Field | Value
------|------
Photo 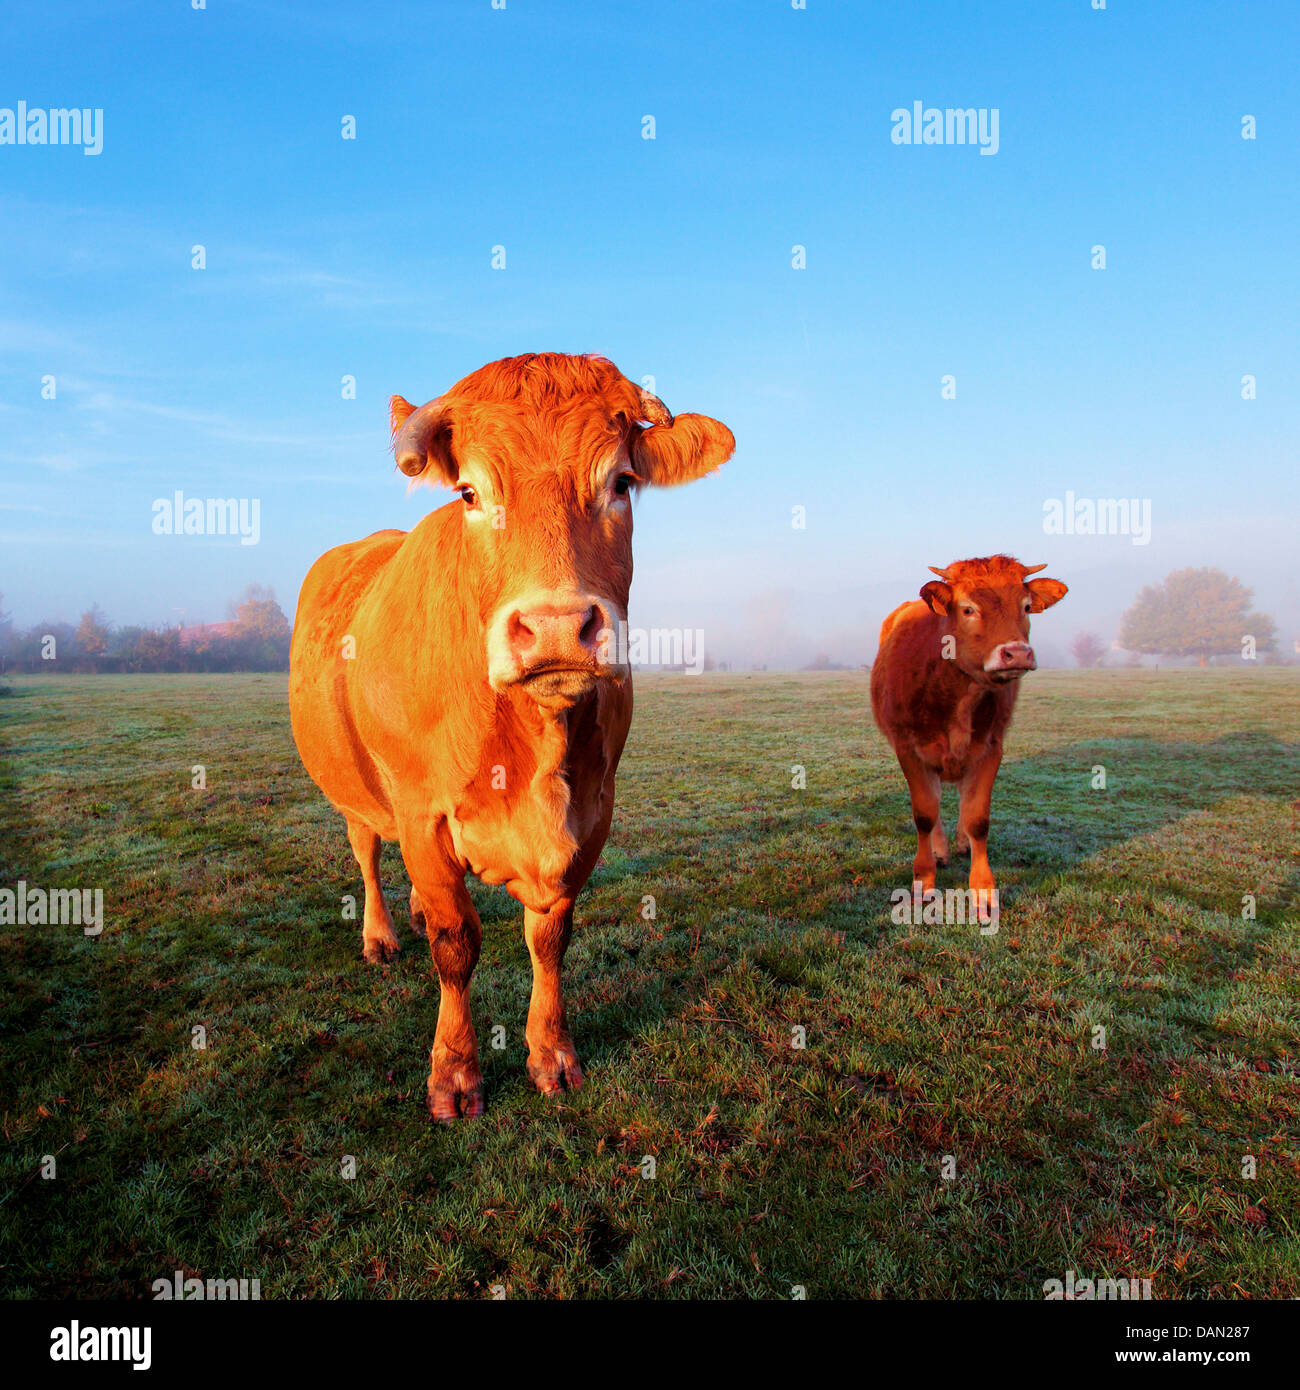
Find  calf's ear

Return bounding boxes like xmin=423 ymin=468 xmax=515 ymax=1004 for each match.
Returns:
xmin=631 ymin=413 xmax=735 ymax=487
xmin=390 ymin=394 xmax=458 ymax=485
xmin=1026 ymin=577 xmax=1068 ymax=612
xmin=920 ymin=580 xmax=952 ymax=616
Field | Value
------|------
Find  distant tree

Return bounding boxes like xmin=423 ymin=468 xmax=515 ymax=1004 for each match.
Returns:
xmin=9 ymin=620 xmax=75 ymax=671
xmin=227 ymin=585 xmax=291 ymax=669
xmin=74 ymin=605 xmax=112 ymax=664
xmin=136 ymin=626 xmax=184 ymax=672
xmin=1119 ymin=568 xmax=1277 ymax=666
xmin=1070 ymin=631 xmax=1107 ymax=668
xmin=0 ymin=592 xmax=11 ymax=671
xmin=803 ymin=652 xmax=849 ymax=671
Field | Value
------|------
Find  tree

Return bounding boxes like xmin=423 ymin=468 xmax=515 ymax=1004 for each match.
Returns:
xmin=228 ymin=585 xmax=291 ymax=669
xmin=0 ymin=592 xmax=11 ymax=671
xmin=1070 ymin=631 xmax=1107 ymax=668
xmin=1119 ymin=568 xmax=1276 ymax=665
xmin=74 ymin=604 xmax=111 ymax=663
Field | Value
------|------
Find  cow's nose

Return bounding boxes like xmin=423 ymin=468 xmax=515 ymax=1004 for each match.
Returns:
xmin=987 ymin=641 xmax=1036 ymax=672
xmin=507 ymin=601 xmax=610 ymax=668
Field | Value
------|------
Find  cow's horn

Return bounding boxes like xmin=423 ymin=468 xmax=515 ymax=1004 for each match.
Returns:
xmin=927 ymin=566 xmax=950 ymax=580
xmin=393 ymin=397 xmax=447 ymax=477
xmin=637 ymin=387 xmax=674 ymax=427
xmin=1021 ymin=562 xmax=1048 ymax=575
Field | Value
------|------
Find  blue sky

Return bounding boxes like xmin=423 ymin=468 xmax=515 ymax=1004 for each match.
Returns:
xmin=2 ymin=0 xmax=1297 ymax=665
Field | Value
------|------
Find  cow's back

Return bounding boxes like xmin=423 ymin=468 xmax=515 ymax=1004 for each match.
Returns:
xmin=870 ymin=599 xmax=933 ymax=742
xmin=289 ymin=529 xmax=408 ymax=834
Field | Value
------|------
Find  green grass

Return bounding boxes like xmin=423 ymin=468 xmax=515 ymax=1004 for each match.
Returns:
xmin=1 ymin=669 xmax=1297 ymax=1299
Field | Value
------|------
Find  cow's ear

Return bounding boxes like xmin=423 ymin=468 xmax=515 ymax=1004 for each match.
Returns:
xmin=920 ymin=580 xmax=952 ymax=616
xmin=630 ymin=414 xmax=735 ymax=487
xmin=1026 ymin=577 xmax=1068 ymax=612
xmin=391 ymin=394 xmax=457 ymax=485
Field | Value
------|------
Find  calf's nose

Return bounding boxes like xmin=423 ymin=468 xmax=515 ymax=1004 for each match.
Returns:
xmin=507 ymin=601 xmax=610 ymax=668
xmin=986 ymin=641 xmax=1036 ymax=672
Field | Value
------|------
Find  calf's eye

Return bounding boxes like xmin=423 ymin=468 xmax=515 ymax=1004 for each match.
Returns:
xmin=458 ymin=486 xmax=478 ymax=509
xmin=962 ymin=606 xmax=976 ymax=617
xmin=613 ymin=473 xmax=637 ymax=497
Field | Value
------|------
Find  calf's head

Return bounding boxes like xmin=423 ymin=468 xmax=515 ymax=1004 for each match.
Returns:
xmin=391 ymin=353 xmax=733 ymax=707
xmin=920 ymin=555 xmax=1068 ymax=685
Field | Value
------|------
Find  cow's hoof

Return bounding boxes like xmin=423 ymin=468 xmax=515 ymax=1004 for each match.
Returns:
xmin=362 ymin=933 xmax=401 ymax=964
xmin=427 ymin=1063 xmax=484 ymax=1121
xmin=527 ymin=1047 xmax=585 ymax=1097
xmin=971 ymin=884 xmax=999 ymax=924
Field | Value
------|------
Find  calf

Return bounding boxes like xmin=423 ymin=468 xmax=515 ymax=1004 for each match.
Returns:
xmin=289 ymin=353 xmax=734 ymax=1119
xmin=870 ymin=555 xmax=1068 ymax=916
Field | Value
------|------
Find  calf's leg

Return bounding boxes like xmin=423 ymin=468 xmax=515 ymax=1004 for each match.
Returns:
xmin=404 ymin=853 xmax=484 ymax=1120
xmin=524 ymin=900 xmax=583 ymax=1095
xmin=346 ymin=819 xmax=400 ymax=964
xmin=897 ymin=749 xmax=942 ymax=893
xmin=959 ymin=747 xmax=1003 ymax=921
xmin=930 ymin=805 xmax=950 ymax=867
xmin=408 ymin=884 xmax=427 ymax=938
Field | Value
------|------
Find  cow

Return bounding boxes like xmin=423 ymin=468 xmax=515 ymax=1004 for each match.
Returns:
xmin=289 ymin=353 xmax=734 ymax=1120
xmin=870 ymin=555 xmax=1068 ymax=918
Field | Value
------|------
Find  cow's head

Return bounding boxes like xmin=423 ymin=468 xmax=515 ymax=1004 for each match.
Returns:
xmin=390 ymin=353 xmax=733 ymax=708
xmin=919 ymin=555 xmax=1068 ymax=685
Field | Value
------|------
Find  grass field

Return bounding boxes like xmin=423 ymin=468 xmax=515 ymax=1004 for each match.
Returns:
xmin=1 ymin=669 xmax=1297 ymax=1299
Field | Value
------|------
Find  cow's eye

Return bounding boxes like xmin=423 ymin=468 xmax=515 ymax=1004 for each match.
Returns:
xmin=962 ymin=606 xmax=976 ymax=617
xmin=457 ymin=485 xmax=479 ymax=509
xmin=613 ymin=472 xmax=638 ymax=497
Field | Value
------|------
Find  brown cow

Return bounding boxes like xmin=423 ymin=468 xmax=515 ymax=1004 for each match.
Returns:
xmin=289 ymin=353 xmax=734 ymax=1119
xmin=870 ymin=555 xmax=1068 ymax=918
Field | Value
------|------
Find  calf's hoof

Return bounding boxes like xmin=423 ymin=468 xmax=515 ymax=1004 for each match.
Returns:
xmin=362 ymin=930 xmax=401 ymax=964
xmin=969 ymin=877 xmax=999 ymax=924
xmin=527 ymin=1045 xmax=585 ymax=1097
xmin=427 ymin=1061 xmax=484 ymax=1122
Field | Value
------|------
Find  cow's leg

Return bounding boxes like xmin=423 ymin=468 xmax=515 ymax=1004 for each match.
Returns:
xmin=408 ymin=864 xmax=484 ymax=1121
xmin=953 ymin=796 xmax=971 ymax=857
xmin=346 ymin=819 xmax=400 ymax=964
xmin=524 ymin=899 xmax=583 ymax=1096
xmin=897 ymin=748 xmax=942 ymax=894
xmin=959 ymin=747 xmax=1003 ymax=921
xmin=931 ymin=801 xmax=950 ymax=867
xmin=408 ymin=884 xmax=427 ymax=938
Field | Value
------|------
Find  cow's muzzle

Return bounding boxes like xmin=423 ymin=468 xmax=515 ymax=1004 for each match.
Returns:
xmin=487 ymin=592 xmax=627 ymax=701
xmin=984 ymin=642 xmax=1036 ymax=681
